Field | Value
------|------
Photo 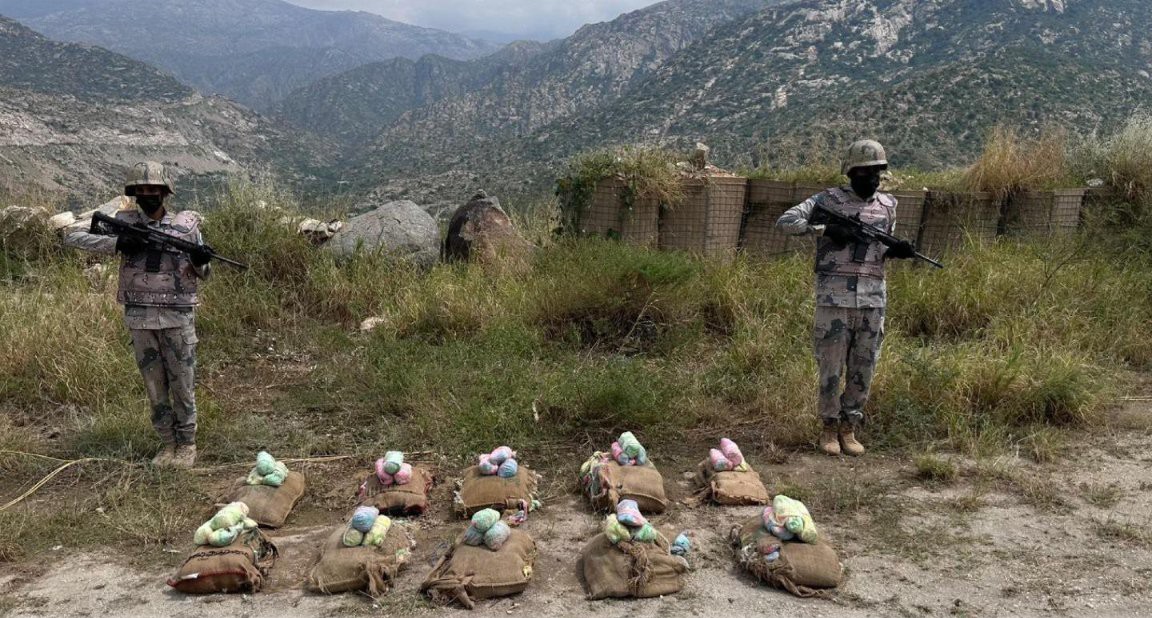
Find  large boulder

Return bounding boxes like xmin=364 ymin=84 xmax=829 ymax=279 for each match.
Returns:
xmin=326 ymin=199 xmax=439 ymax=268
xmin=442 ymin=191 xmax=532 ymax=265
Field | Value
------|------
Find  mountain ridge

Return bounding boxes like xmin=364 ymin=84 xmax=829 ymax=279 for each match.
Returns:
xmin=4 ymin=0 xmax=501 ymax=108
xmin=0 ymin=16 xmax=331 ymax=203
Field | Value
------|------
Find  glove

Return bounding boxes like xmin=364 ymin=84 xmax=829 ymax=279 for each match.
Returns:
xmin=885 ymin=240 xmax=917 ymax=260
xmin=822 ymin=223 xmax=861 ymax=246
xmin=115 ymin=235 xmax=147 ymax=255
xmin=189 ymin=244 xmax=213 ymax=267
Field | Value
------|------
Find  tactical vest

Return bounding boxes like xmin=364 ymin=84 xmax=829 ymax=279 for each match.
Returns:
xmin=813 ymin=188 xmax=896 ymax=279
xmin=116 ymin=209 xmax=201 ymax=308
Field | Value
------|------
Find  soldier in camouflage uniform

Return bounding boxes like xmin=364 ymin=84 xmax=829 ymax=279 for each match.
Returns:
xmin=776 ymin=140 xmax=917 ymax=456
xmin=64 ymin=162 xmax=212 ymax=468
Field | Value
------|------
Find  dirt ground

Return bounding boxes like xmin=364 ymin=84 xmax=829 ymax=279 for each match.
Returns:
xmin=2 ymin=407 xmax=1151 ymax=618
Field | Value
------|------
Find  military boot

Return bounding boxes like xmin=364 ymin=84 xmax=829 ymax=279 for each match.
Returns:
xmin=151 ymin=443 xmax=176 ymax=466
xmin=819 ymin=419 xmax=841 ymax=456
xmin=839 ymin=422 xmax=866 ymax=457
xmin=171 ymin=444 xmax=197 ymax=469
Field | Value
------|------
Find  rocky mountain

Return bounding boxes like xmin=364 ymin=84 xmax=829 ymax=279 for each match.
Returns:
xmin=341 ymin=0 xmax=1152 ymax=203
xmin=315 ymin=0 xmax=782 ymax=201
xmin=0 ymin=17 xmax=330 ymax=204
xmin=2 ymin=0 xmax=501 ymax=109
xmin=275 ymin=40 xmax=550 ymax=146
xmin=546 ymin=0 xmax=1152 ymax=170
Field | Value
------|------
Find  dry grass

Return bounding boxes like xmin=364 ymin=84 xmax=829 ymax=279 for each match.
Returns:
xmin=963 ymin=125 xmax=1072 ymax=199
xmin=914 ymin=454 xmax=959 ymax=484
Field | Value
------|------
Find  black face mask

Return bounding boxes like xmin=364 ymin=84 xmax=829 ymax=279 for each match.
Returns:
xmin=136 ymin=195 xmax=164 ymax=215
xmin=849 ymin=172 xmax=882 ymax=200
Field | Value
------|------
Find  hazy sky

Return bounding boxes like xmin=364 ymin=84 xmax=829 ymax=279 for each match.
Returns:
xmin=283 ymin=0 xmax=663 ymax=40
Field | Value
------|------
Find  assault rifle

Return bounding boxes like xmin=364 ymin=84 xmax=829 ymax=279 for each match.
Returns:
xmin=812 ymin=203 xmax=944 ymax=269
xmin=90 ymin=211 xmax=248 ymax=270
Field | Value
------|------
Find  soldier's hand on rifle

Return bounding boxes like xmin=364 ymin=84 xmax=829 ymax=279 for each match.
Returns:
xmin=189 ymin=244 xmax=213 ymax=267
xmin=115 ymin=234 xmax=147 ymax=255
xmin=885 ymin=240 xmax=917 ymax=259
xmin=822 ymin=223 xmax=861 ymax=247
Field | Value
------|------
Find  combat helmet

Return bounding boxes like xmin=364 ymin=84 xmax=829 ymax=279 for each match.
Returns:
xmin=841 ymin=140 xmax=888 ymax=175
xmin=124 ymin=161 xmax=175 ymax=196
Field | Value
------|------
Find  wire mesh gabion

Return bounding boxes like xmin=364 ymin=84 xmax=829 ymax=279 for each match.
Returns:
xmin=578 ymin=178 xmax=661 ymax=247
xmin=1003 ymin=189 xmax=1086 ymax=235
xmin=917 ymin=191 xmax=1000 ymax=257
xmin=659 ymin=176 xmax=748 ymax=256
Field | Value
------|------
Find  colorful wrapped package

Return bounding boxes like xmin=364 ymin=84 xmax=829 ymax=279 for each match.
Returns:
xmin=245 ymin=451 xmax=289 ymax=487
xmin=769 ymin=495 xmax=818 ymax=543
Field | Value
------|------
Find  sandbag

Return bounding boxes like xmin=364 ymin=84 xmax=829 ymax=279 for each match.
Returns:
xmin=578 ymin=532 xmax=687 ymax=600
xmin=307 ymin=525 xmax=413 ymax=596
xmin=229 ymin=471 xmax=306 ymax=528
xmin=694 ymin=460 xmax=770 ymax=506
xmin=359 ymin=465 xmax=434 ymax=516
xmin=730 ymin=516 xmax=842 ymax=597
xmin=421 ymin=529 xmax=536 ymax=609
xmin=587 ymin=461 xmax=668 ymax=514
xmin=167 ymin=529 xmax=278 ymax=595
xmin=454 ymin=465 xmax=538 ymax=517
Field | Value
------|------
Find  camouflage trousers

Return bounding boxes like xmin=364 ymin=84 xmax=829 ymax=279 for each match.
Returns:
xmin=812 ymin=306 xmax=885 ymax=423
xmin=130 ymin=326 xmax=198 ymax=445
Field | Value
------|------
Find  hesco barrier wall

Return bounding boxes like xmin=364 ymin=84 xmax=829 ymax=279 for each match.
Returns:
xmin=1003 ymin=189 xmax=1087 ymax=235
xmin=579 ymin=178 xmax=660 ymax=248
xmin=581 ymin=177 xmax=1094 ymax=257
xmin=891 ymin=190 xmax=926 ymax=239
xmin=916 ymin=191 xmax=1000 ymax=257
xmin=658 ymin=176 xmax=747 ymax=256
xmin=742 ymin=179 xmax=803 ymax=257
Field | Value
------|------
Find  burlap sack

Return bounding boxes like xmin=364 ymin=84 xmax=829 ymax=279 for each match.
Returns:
xmin=229 ymin=471 xmax=306 ymax=528
xmin=579 ymin=532 xmax=687 ymax=600
xmin=167 ymin=529 xmax=278 ymax=595
xmin=693 ymin=460 xmax=770 ymax=506
xmin=454 ymin=465 xmax=538 ymax=517
xmin=306 ymin=524 xmax=413 ymax=596
xmin=358 ymin=466 xmax=433 ymax=516
xmin=730 ymin=516 xmax=842 ymax=597
xmin=588 ymin=461 xmax=668 ymax=514
xmin=421 ymin=529 xmax=536 ymax=609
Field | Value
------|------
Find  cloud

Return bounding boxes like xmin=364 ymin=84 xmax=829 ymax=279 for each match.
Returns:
xmin=283 ymin=0 xmax=662 ymax=39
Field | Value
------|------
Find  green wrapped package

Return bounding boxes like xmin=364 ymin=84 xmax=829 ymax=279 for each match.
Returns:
xmin=470 ymin=508 xmax=501 ymax=533
xmin=383 ymin=451 xmax=404 ymax=475
xmin=630 ymin=523 xmax=658 ymax=543
xmin=263 ymin=461 xmax=289 ymax=487
xmin=773 ymin=495 xmax=818 ymax=544
xmin=603 ymin=515 xmax=630 ymax=545
xmin=208 ymin=524 xmax=244 ymax=547
xmin=618 ymin=432 xmax=643 ymax=458
xmin=210 ymin=503 xmax=249 ymax=529
xmin=363 ymin=515 xmax=393 ymax=547
xmin=343 ymin=528 xmax=366 ymax=547
xmin=255 ymin=451 xmax=277 ymax=476
xmin=193 ymin=523 xmax=214 ymax=546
